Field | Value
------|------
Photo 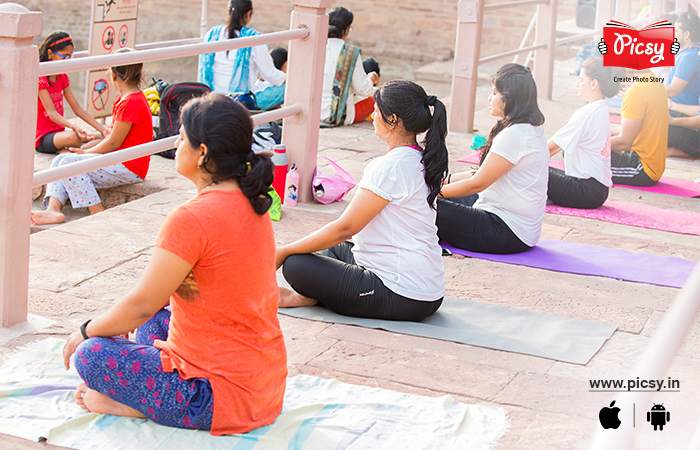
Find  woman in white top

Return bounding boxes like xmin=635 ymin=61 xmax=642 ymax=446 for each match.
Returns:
xmin=438 ymin=64 xmax=548 ymax=254
xmin=278 ymin=80 xmax=448 ymax=321
xmin=548 ymin=58 xmax=625 ymax=209
xmin=198 ymin=0 xmax=286 ymax=102
xmin=321 ymin=7 xmax=379 ymax=126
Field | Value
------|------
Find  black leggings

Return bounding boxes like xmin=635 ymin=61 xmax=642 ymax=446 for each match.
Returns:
xmin=282 ymin=242 xmax=443 ymax=322
xmin=547 ymin=167 xmax=609 ymax=209
xmin=610 ymin=151 xmax=657 ymax=187
xmin=436 ymin=195 xmax=532 ymax=254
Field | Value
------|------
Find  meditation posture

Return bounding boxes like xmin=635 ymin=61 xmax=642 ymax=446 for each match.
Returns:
xmin=321 ymin=6 xmax=379 ymax=126
xmin=278 ymin=80 xmax=448 ymax=321
xmin=35 ymin=31 xmax=110 ymax=154
xmin=666 ymin=12 xmax=700 ymax=157
xmin=31 ymin=56 xmax=153 ymax=225
xmin=547 ymin=58 xmax=625 ymax=209
xmin=610 ymin=71 xmax=669 ymax=186
xmin=62 ymin=94 xmax=287 ymax=434
xmin=437 ymin=63 xmax=548 ymax=254
xmin=198 ymin=0 xmax=286 ymax=104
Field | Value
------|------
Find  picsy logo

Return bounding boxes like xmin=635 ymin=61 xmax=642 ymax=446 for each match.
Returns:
xmin=598 ymin=20 xmax=680 ymax=69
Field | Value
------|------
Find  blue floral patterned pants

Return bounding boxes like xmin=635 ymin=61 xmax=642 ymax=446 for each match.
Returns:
xmin=73 ymin=308 xmax=214 ymax=429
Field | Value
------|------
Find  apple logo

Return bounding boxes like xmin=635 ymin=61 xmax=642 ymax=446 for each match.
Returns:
xmin=599 ymin=401 xmax=622 ymax=429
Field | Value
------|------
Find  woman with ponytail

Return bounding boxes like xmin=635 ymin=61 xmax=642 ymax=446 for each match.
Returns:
xmin=62 ymin=94 xmax=287 ymax=435
xmin=35 ymin=31 xmax=110 ymax=154
xmin=198 ymin=0 xmax=286 ymax=103
xmin=438 ymin=63 xmax=548 ymax=254
xmin=277 ymin=80 xmax=448 ymax=321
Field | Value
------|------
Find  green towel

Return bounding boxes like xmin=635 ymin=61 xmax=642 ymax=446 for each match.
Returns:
xmin=269 ymin=188 xmax=282 ymax=221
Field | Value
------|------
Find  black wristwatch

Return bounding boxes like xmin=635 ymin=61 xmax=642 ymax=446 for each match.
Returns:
xmin=80 ymin=319 xmax=92 ymax=340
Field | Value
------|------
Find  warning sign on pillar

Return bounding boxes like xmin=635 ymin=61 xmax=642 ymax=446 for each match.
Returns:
xmin=86 ymin=71 xmax=116 ymax=118
xmin=91 ymin=20 xmax=135 ymax=56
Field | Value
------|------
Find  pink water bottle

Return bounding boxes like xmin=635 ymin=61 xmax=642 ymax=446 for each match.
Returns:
xmin=285 ymin=164 xmax=299 ymax=206
xmin=271 ymin=144 xmax=288 ymax=200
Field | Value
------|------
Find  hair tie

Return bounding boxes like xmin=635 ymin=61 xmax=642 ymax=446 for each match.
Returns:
xmin=50 ymin=36 xmax=73 ymax=48
xmin=424 ymin=95 xmax=437 ymax=107
xmin=523 ymin=66 xmax=532 ymax=74
xmin=228 ymin=0 xmax=235 ymax=12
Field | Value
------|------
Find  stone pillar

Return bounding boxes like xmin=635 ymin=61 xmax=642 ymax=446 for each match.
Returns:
xmin=448 ymin=0 xmax=484 ymax=134
xmin=282 ymin=0 xmax=329 ymax=203
xmin=0 ymin=4 xmax=42 ymax=327
xmin=533 ymin=0 xmax=558 ymax=100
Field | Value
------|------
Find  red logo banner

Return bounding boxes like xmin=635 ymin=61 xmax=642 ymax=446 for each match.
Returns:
xmin=601 ymin=20 xmax=677 ymax=70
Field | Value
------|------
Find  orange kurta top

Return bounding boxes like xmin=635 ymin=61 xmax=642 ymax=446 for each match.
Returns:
xmin=154 ymin=189 xmax=287 ymax=435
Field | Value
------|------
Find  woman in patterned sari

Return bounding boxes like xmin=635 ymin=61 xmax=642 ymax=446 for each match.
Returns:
xmin=320 ymin=7 xmax=380 ymax=126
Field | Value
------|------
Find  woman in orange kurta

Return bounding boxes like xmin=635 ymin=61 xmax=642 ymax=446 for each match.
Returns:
xmin=62 ymin=94 xmax=287 ymax=434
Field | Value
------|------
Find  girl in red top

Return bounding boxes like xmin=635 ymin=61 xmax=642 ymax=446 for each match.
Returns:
xmin=31 ymin=52 xmax=153 ymax=225
xmin=36 ymin=31 xmax=110 ymax=154
xmin=62 ymin=94 xmax=287 ymax=435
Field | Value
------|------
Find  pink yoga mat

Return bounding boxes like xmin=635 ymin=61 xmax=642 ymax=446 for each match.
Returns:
xmin=456 ymin=152 xmax=700 ymax=197
xmin=546 ymin=200 xmax=700 ymax=236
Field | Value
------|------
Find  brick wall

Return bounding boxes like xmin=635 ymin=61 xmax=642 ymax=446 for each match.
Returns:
xmin=3 ymin=0 xmax=617 ymax=104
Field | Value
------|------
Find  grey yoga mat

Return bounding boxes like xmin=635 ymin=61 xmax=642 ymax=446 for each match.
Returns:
xmin=278 ymin=276 xmax=616 ymax=364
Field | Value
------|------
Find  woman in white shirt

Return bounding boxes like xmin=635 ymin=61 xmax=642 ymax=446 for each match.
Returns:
xmin=548 ymin=58 xmax=624 ymax=209
xmin=321 ymin=7 xmax=379 ymax=126
xmin=198 ymin=0 xmax=286 ymax=101
xmin=278 ymin=80 xmax=448 ymax=321
xmin=438 ymin=64 xmax=548 ymax=254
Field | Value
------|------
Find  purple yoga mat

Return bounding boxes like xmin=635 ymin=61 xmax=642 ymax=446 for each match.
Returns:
xmin=442 ymin=239 xmax=696 ymax=289
xmin=456 ymin=152 xmax=700 ymax=197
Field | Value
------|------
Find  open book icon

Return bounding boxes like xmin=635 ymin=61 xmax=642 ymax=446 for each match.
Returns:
xmin=603 ymin=20 xmax=675 ymax=70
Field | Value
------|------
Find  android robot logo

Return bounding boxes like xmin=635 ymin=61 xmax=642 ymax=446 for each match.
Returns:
xmin=647 ymin=404 xmax=670 ymax=431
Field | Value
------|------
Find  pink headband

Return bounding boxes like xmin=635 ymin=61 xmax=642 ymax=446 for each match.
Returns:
xmin=49 ymin=36 xmax=73 ymax=48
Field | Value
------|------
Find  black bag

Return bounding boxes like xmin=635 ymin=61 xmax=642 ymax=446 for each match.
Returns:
xmin=155 ymin=82 xmax=211 ymax=159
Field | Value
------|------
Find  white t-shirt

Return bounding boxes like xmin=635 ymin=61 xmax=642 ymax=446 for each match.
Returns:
xmin=474 ymin=124 xmax=549 ymax=247
xmin=550 ymin=99 xmax=612 ymax=187
xmin=212 ymin=28 xmax=286 ymax=95
xmin=320 ymin=38 xmax=374 ymax=125
xmin=353 ymin=147 xmax=445 ymax=301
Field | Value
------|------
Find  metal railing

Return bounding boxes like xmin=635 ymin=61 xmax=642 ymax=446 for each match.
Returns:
xmin=32 ymin=104 xmax=303 ymax=187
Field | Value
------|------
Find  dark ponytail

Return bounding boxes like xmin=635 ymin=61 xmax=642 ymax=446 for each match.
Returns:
xmin=180 ymin=94 xmax=274 ymax=215
xmin=328 ymin=7 xmax=353 ymax=39
xmin=227 ymin=0 xmax=253 ymax=40
xmin=374 ymin=80 xmax=449 ymax=209
xmin=479 ymin=63 xmax=544 ymax=165
xmin=38 ymin=31 xmax=73 ymax=63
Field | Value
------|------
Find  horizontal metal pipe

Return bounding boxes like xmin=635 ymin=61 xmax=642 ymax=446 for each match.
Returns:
xmin=479 ymin=43 xmax=547 ymax=64
xmin=484 ymin=0 xmax=547 ymax=11
xmin=32 ymin=104 xmax=303 ymax=187
xmin=72 ymin=37 xmax=204 ymax=59
xmin=39 ymin=28 xmax=309 ymax=77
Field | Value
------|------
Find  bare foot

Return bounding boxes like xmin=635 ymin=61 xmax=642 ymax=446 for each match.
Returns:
xmin=75 ymin=382 xmax=145 ymax=418
xmin=278 ymin=286 xmax=317 ymax=308
xmin=30 ymin=209 xmax=65 ymax=225
xmin=74 ymin=382 xmax=91 ymax=412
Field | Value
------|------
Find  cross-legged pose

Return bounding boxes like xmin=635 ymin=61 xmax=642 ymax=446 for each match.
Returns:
xmin=278 ymin=80 xmax=448 ymax=321
xmin=62 ymin=94 xmax=287 ymax=435
xmin=437 ymin=64 xmax=549 ymax=254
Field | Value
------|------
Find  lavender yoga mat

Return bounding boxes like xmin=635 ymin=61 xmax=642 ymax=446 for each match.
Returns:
xmin=456 ymin=152 xmax=700 ymax=197
xmin=546 ymin=200 xmax=700 ymax=236
xmin=442 ymin=239 xmax=696 ymax=289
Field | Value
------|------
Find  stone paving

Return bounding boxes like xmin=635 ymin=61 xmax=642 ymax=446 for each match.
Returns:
xmin=3 ymin=58 xmax=700 ymax=449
